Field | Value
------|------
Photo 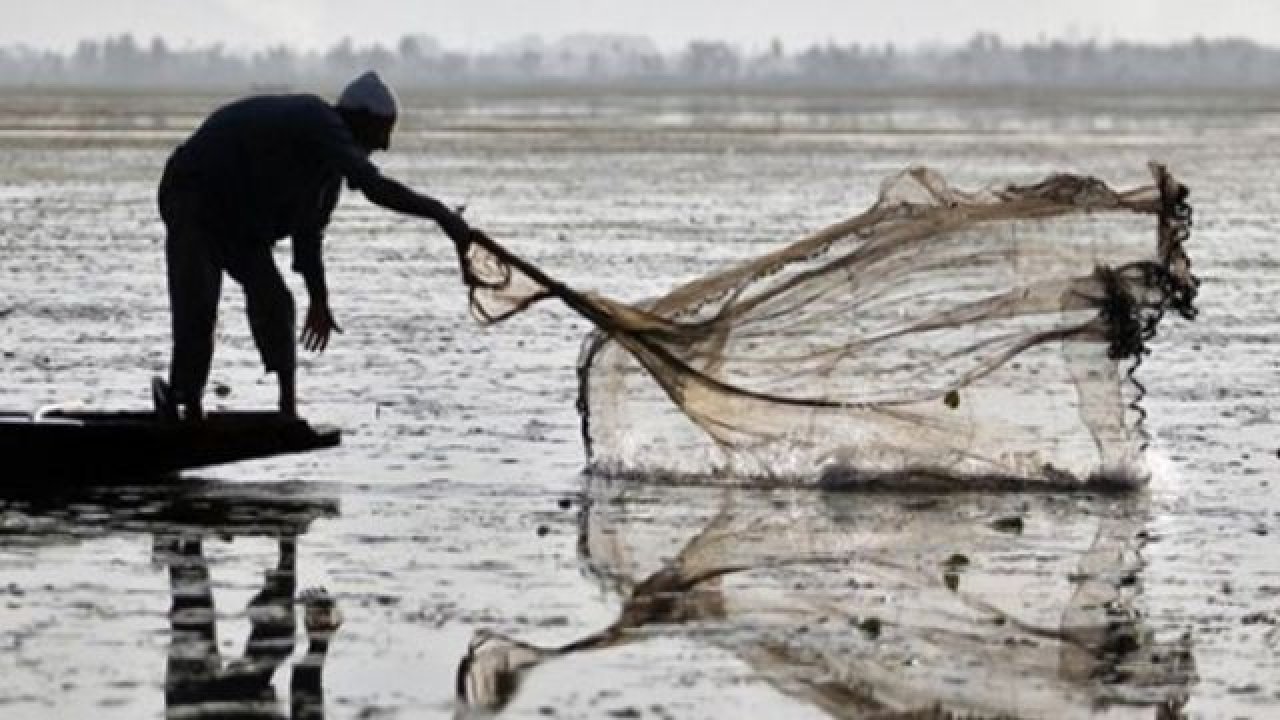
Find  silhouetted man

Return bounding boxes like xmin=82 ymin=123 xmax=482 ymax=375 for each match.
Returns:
xmin=155 ymin=71 xmax=472 ymax=420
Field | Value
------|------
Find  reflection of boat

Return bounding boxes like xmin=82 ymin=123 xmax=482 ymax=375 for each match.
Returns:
xmin=0 ymin=479 xmax=340 ymax=537
xmin=459 ymin=480 xmax=1196 ymax=718
xmin=0 ymin=409 xmax=340 ymax=482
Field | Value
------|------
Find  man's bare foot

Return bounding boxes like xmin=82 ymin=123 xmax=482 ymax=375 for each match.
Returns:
xmin=152 ymin=377 xmax=177 ymax=421
xmin=278 ymin=373 xmax=297 ymax=419
xmin=153 ymin=378 xmax=206 ymax=422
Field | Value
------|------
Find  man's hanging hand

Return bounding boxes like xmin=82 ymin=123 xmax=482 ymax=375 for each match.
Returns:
xmin=301 ymin=301 xmax=343 ymax=353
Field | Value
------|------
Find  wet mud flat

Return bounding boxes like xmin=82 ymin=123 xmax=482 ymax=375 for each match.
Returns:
xmin=1 ymin=89 xmax=1278 ymax=718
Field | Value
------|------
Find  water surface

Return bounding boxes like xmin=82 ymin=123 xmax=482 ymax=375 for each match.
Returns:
xmin=1 ymin=89 xmax=1277 ymax=718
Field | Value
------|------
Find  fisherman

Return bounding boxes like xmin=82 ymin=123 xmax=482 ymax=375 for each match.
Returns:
xmin=154 ymin=71 xmax=473 ymax=420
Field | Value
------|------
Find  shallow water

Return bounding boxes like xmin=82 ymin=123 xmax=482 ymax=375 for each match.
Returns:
xmin=0 ymin=89 xmax=1277 ymax=718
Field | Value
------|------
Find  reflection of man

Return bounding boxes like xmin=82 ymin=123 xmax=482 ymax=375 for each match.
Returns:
xmin=160 ymin=534 xmax=342 ymax=719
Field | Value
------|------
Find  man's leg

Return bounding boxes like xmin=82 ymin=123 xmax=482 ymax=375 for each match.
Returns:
xmin=231 ymin=248 xmax=297 ymax=417
xmin=293 ymin=587 xmax=343 ymax=720
xmin=160 ymin=534 xmax=222 ymax=711
xmin=164 ymin=216 xmax=221 ymax=420
xmin=227 ymin=536 xmax=298 ymax=691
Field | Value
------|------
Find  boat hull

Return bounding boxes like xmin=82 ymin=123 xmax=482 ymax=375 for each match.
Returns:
xmin=0 ymin=410 xmax=340 ymax=482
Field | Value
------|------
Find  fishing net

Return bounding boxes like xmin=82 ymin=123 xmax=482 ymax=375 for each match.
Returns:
xmin=460 ymin=162 xmax=1196 ymax=485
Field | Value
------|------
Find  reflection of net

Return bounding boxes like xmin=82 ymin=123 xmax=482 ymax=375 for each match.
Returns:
xmin=571 ymin=482 xmax=1196 ymax=716
xmin=463 ymin=163 xmax=1196 ymax=484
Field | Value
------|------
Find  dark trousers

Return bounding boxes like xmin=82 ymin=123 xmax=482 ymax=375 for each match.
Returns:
xmin=159 ymin=169 xmax=295 ymax=405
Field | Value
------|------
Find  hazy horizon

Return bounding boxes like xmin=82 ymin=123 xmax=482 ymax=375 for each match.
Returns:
xmin=5 ymin=28 xmax=1280 ymax=92
xmin=4 ymin=0 xmax=1280 ymax=54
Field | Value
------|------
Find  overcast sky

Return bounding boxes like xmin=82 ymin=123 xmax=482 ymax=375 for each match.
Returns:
xmin=3 ymin=0 xmax=1279 ymax=52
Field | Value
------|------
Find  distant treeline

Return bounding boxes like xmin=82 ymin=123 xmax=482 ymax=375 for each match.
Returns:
xmin=3 ymin=32 xmax=1279 ymax=90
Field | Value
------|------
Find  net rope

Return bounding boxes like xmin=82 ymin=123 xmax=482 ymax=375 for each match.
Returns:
xmin=458 ymin=163 xmax=1197 ymax=486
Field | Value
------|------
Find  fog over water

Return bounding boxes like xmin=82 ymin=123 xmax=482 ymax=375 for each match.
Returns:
xmin=5 ymin=31 xmax=1280 ymax=90
xmin=5 ymin=0 xmax=1280 ymax=52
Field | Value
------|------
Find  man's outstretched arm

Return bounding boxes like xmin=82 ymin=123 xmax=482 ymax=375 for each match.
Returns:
xmin=358 ymin=174 xmax=480 ymax=285
xmin=359 ymin=174 xmax=469 ymax=242
xmin=307 ymin=102 xmax=473 ymax=258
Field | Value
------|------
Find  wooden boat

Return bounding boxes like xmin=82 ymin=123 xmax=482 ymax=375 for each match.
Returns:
xmin=0 ymin=409 xmax=340 ymax=482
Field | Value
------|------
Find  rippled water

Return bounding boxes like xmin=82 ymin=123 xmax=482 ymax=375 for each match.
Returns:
xmin=0 ymin=89 xmax=1277 ymax=718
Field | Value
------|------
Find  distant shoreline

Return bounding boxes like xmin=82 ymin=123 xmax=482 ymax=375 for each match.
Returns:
xmin=5 ymin=33 xmax=1280 ymax=92
xmin=5 ymin=81 xmax=1280 ymax=95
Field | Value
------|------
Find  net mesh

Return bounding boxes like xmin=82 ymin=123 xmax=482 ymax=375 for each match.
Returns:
xmin=460 ymin=162 xmax=1196 ymax=485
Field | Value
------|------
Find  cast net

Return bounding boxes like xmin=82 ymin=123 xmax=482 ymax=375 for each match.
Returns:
xmin=459 ymin=163 xmax=1196 ymax=486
